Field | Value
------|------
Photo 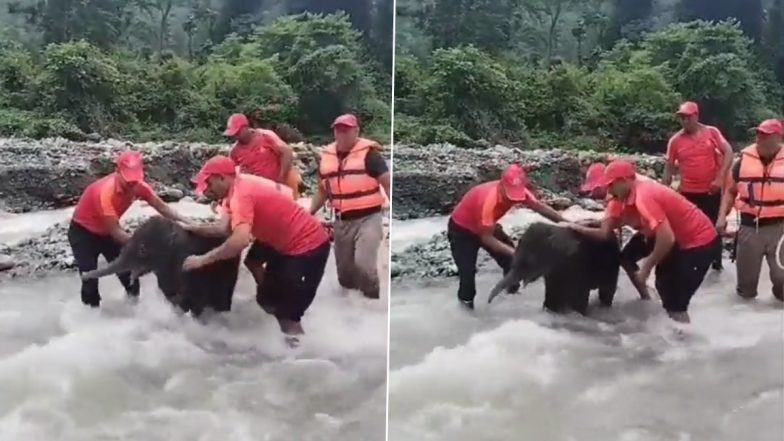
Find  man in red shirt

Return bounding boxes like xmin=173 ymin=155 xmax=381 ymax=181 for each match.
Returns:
xmin=68 ymin=151 xmax=189 ymax=307
xmin=565 ymin=160 xmax=720 ymax=323
xmin=663 ymin=101 xmax=733 ymax=270
xmin=448 ymin=164 xmax=566 ymax=309
xmin=183 ymin=156 xmax=331 ymax=345
xmin=579 ymin=163 xmax=652 ymax=300
xmin=224 ymin=113 xmax=300 ymax=198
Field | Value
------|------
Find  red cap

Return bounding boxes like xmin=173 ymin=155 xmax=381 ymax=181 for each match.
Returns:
xmin=331 ymin=114 xmax=359 ymax=129
xmin=676 ymin=101 xmax=699 ymax=116
xmin=581 ymin=163 xmax=606 ymax=192
xmin=597 ymin=159 xmax=636 ymax=188
xmin=116 ymin=151 xmax=144 ymax=183
xmin=192 ymin=155 xmax=237 ymax=195
xmin=500 ymin=164 xmax=530 ymax=202
xmin=756 ymin=119 xmax=783 ymax=136
xmin=224 ymin=113 xmax=249 ymax=137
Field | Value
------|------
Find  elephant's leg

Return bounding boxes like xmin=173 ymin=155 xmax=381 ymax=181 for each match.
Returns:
xmin=597 ymin=265 xmax=620 ymax=307
xmin=570 ymin=282 xmax=591 ymax=316
xmin=543 ymin=275 xmax=569 ymax=313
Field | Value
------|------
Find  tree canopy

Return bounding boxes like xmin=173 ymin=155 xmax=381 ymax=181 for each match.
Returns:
xmin=0 ymin=0 xmax=393 ymax=142
xmin=396 ymin=0 xmax=784 ymax=152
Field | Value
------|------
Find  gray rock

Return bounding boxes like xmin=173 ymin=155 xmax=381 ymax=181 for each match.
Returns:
xmin=0 ymin=214 xmax=220 ymax=280
xmin=158 ymin=187 xmax=185 ymax=203
xmin=0 ymin=254 xmax=13 ymax=271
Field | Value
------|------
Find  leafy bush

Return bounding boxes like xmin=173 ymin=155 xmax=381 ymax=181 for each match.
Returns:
xmin=0 ymin=13 xmax=391 ymax=143
xmin=394 ymin=20 xmax=783 ymax=152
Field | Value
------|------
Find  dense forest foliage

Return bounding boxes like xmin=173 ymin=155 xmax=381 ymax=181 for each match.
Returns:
xmin=395 ymin=0 xmax=784 ymax=152
xmin=0 ymin=0 xmax=393 ymax=142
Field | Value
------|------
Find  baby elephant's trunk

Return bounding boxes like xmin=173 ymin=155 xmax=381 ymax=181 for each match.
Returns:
xmin=487 ymin=269 xmax=523 ymax=304
xmin=81 ymin=256 xmax=133 ymax=281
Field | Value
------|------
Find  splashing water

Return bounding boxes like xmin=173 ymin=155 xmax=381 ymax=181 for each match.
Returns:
xmin=388 ymin=208 xmax=784 ymax=441
xmin=0 ymin=202 xmax=388 ymax=441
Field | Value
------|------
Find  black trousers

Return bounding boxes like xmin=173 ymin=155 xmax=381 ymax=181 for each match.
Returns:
xmin=655 ymin=237 xmax=720 ymax=312
xmin=67 ymin=221 xmax=139 ymax=307
xmin=619 ymin=231 xmax=718 ymax=312
xmin=620 ymin=232 xmax=653 ymax=273
xmin=447 ymin=218 xmax=516 ymax=304
xmin=682 ymin=191 xmax=723 ymax=267
xmin=250 ymin=240 xmax=331 ymax=322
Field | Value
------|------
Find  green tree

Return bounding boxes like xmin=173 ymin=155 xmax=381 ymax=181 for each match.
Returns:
xmin=422 ymin=0 xmax=524 ymax=54
xmin=425 ymin=46 xmax=527 ymax=142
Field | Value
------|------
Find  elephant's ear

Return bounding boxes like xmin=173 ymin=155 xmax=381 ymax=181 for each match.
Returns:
xmin=549 ymin=227 xmax=580 ymax=257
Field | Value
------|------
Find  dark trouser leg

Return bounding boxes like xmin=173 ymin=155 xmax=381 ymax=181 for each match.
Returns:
xmin=268 ymin=241 xmax=331 ymax=346
xmin=735 ymin=225 xmax=766 ymax=299
xmin=447 ymin=219 xmax=481 ymax=308
xmin=67 ymin=222 xmax=103 ymax=307
xmin=484 ymin=224 xmax=519 ymax=294
xmin=620 ymin=232 xmax=654 ymax=299
xmin=683 ymin=192 xmax=723 ymax=269
xmin=276 ymin=242 xmax=331 ymax=325
xmin=245 ymin=242 xmax=272 ymax=287
xmin=655 ymin=239 xmax=716 ymax=321
xmin=99 ymin=237 xmax=139 ymax=297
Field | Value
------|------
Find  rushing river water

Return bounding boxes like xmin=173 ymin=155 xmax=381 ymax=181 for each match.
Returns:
xmin=388 ymin=208 xmax=784 ymax=441
xmin=0 ymin=201 xmax=388 ymax=441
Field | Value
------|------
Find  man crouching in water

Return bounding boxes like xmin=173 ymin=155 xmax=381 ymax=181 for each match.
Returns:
xmin=579 ymin=163 xmax=652 ymax=300
xmin=182 ymin=156 xmax=331 ymax=347
xmin=565 ymin=160 xmax=720 ymax=323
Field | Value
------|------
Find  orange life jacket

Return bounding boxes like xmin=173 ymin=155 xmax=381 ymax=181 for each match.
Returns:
xmin=319 ymin=138 xmax=385 ymax=213
xmin=736 ymin=145 xmax=784 ymax=218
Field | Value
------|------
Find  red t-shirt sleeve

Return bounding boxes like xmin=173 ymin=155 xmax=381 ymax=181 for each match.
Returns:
xmin=135 ymin=181 xmax=156 ymax=203
xmin=260 ymin=130 xmax=285 ymax=154
xmin=98 ymin=180 xmax=118 ymax=219
xmin=709 ymin=126 xmax=729 ymax=147
xmin=228 ymin=190 xmax=254 ymax=231
xmin=604 ymin=199 xmax=623 ymax=220
xmin=634 ymin=188 xmax=666 ymax=233
xmin=666 ymin=136 xmax=679 ymax=164
xmin=479 ymin=191 xmax=498 ymax=231
xmin=520 ymin=188 xmax=538 ymax=206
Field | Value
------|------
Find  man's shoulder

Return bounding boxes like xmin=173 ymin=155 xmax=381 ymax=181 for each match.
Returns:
xmin=669 ymin=129 xmax=686 ymax=143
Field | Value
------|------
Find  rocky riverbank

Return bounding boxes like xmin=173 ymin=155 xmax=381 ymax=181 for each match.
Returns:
xmin=0 ymin=136 xmax=391 ymax=279
xmin=0 ymin=137 xmax=390 ymax=213
xmin=0 ymin=209 xmax=217 ymax=279
xmin=391 ymin=143 xmax=666 ymax=220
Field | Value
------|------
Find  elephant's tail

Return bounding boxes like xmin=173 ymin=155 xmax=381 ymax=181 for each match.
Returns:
xmin=81 ymin=257 xmax=133 ymax=281
xmin=487 ymin=269 xmax=523 ymax=305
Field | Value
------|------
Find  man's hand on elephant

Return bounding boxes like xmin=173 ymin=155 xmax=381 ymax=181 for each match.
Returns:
xmin=177 ymin=220 xmax=196 ymax=232
xmin=183 ymin=254 xmax=208 ymax=271
xmin=557 ymin=221 xmax=576 ymax=230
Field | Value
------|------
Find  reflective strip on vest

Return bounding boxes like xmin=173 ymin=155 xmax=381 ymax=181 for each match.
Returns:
xmin=736 ymin=145 xmax=784 ymax=218
xmin=319 ymin=138 xmax=385 ymax=212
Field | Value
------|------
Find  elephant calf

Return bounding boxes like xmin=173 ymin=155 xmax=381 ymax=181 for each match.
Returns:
xmin=487 ymin=221 xmax=620 ymax=315
xmin=81 ymin=216 xmax=240 ymax=316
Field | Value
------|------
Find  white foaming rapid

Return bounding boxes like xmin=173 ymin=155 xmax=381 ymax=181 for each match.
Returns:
xmin=389 ymin=208 xmax=784 ymax=441
xmin=0 ymin=202 xmax=388 ymax=441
